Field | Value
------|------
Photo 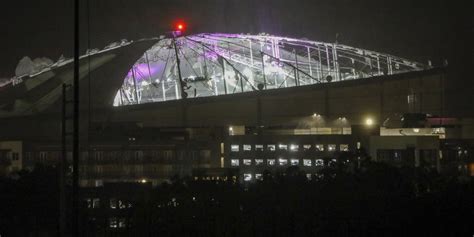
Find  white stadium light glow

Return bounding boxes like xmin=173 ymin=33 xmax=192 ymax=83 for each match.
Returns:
xmin=365 ymin=118 xmax=374 ymax=126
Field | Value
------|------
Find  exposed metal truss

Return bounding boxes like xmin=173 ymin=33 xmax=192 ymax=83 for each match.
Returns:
xmin=114 ymin=33 xmax=426 ymax=106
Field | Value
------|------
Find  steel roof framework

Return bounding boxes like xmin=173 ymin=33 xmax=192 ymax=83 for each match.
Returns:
xmin=114 ymin=33 xmax=425 ymax=106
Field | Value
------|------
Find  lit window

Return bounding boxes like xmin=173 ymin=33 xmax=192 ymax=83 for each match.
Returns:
xmin=243 ymin=159 xmax=252 ymax=166
xmin=329 ymin=159 xmax=337 ymax=165
xmin=118 ymin=218 xmax=126 ymax=228
xmin=407 ymin=94 xmax=416 ymax=104
xmin=86 ymin=198 xmax=92 ymax=208
xmin=11 ymin=152 xmax=19 ymax=161
xmin=290 ymin=144 xmax=299 ymax=152
xmin=109 ymin=218 xmax=118 ymax=228
xmin=243 ymin=145 xmax=252 ymax=151
xmin=290 ymin=159 xmax=299 ymax=166
xmin=394 ymin=151 xmax=401 ymax=162
xmin=278 ymin=144 xmax=288 ymax=150
xmin=357 ymin=142 xmax=361 ymax=149
xmin=243 ymin=174 xmax=252 ymax=181
xmin=303 ymin=145 xmax=311 ymax=151
xmin=255 ymin=159 xmax=264 ymax=166
xmin=303 ymin=159 xmax=312 ymax=166
xmin=328 ymin=144 xmax=336 ymax=152
xmin=315 ymin=144 xmax=324 ymax=151
xmin=267 ymin=145 xmax=276 ymax=151
xmin=118 ymin=200 xmax=128 ymax=209
xmin=279 ymin=158 xmax=288 ymax=166
xmin=231 ymin=145 xmax=239 ymax=152
xmin=231 ymin=159 xmax=239 ymax=167
xmin=340 ymin=144 xmax=349 ymax=151
xmin=306 ymin=174 xmax=312 ymax=180
xmin=255 ymin=174 xmax=263 ymax=180
xmin=110 ymin=198 xmax=118 ymax=209
xmin=255 ymin=144 xmax=264 ymax=151
xmin=315 ymin=159 xmax=324 ymax=167
xmin=92 ymin=198 xmax=100 ymax=208
xmin=267 ymin=159 xmax=276 ymax=166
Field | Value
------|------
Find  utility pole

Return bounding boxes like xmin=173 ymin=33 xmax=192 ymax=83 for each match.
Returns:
xmin=73 ymin=0 xmax=80 ymax=235
xmin=60 ymin=84 xmax=72 ymax=237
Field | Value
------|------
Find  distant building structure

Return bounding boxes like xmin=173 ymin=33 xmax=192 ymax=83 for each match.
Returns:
xmin=0 ymin=33 xmax=472 ymax=184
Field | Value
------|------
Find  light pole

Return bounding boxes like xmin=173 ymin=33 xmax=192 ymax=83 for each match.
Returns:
xmin=72 ymin=0 xmax=80 ymax=235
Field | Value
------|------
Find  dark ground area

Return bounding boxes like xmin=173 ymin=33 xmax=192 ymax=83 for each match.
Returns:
xmin=0 ymin=160 xmax=472 ymax=236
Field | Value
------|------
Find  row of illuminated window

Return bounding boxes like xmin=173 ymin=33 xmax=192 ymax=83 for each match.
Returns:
xmin=230 ymin=144 xmax=349 ymax=152
xmin=230 ymin=158 xmax=337 ymax=167
xmin=85 ymin=198 xmax=133 ymax=209
xmin=193 ymin=176 xmax=238 ymax=182
xmin=243 ymin=173 xmax=321 ymax=182
xmin=109 ymin=217 xmax=127 ymax=229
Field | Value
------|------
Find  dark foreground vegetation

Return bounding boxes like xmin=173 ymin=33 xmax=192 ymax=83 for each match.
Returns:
xmin=0 ymin=162 xmax=473 ymax=236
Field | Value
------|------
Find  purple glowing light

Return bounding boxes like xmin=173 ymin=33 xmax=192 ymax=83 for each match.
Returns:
xmin=204 ymin=51 xmax=219 ymax=61
xmin=126 ymin=63 xmax=164 ymax=81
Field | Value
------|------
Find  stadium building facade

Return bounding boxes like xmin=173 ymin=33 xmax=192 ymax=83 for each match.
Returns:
xmin=0 ymin=33 xmax=472 ymax=185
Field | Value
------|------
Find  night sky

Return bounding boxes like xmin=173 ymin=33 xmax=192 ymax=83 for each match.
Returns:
xmin=1 ymin=0 xmax=472 ymax=82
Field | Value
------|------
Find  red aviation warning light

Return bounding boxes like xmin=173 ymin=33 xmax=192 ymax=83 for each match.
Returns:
xmin=172 ymin=21 xmax=187 ymax=37
xmin=175 ymin=22 xmax=186 ymax=32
